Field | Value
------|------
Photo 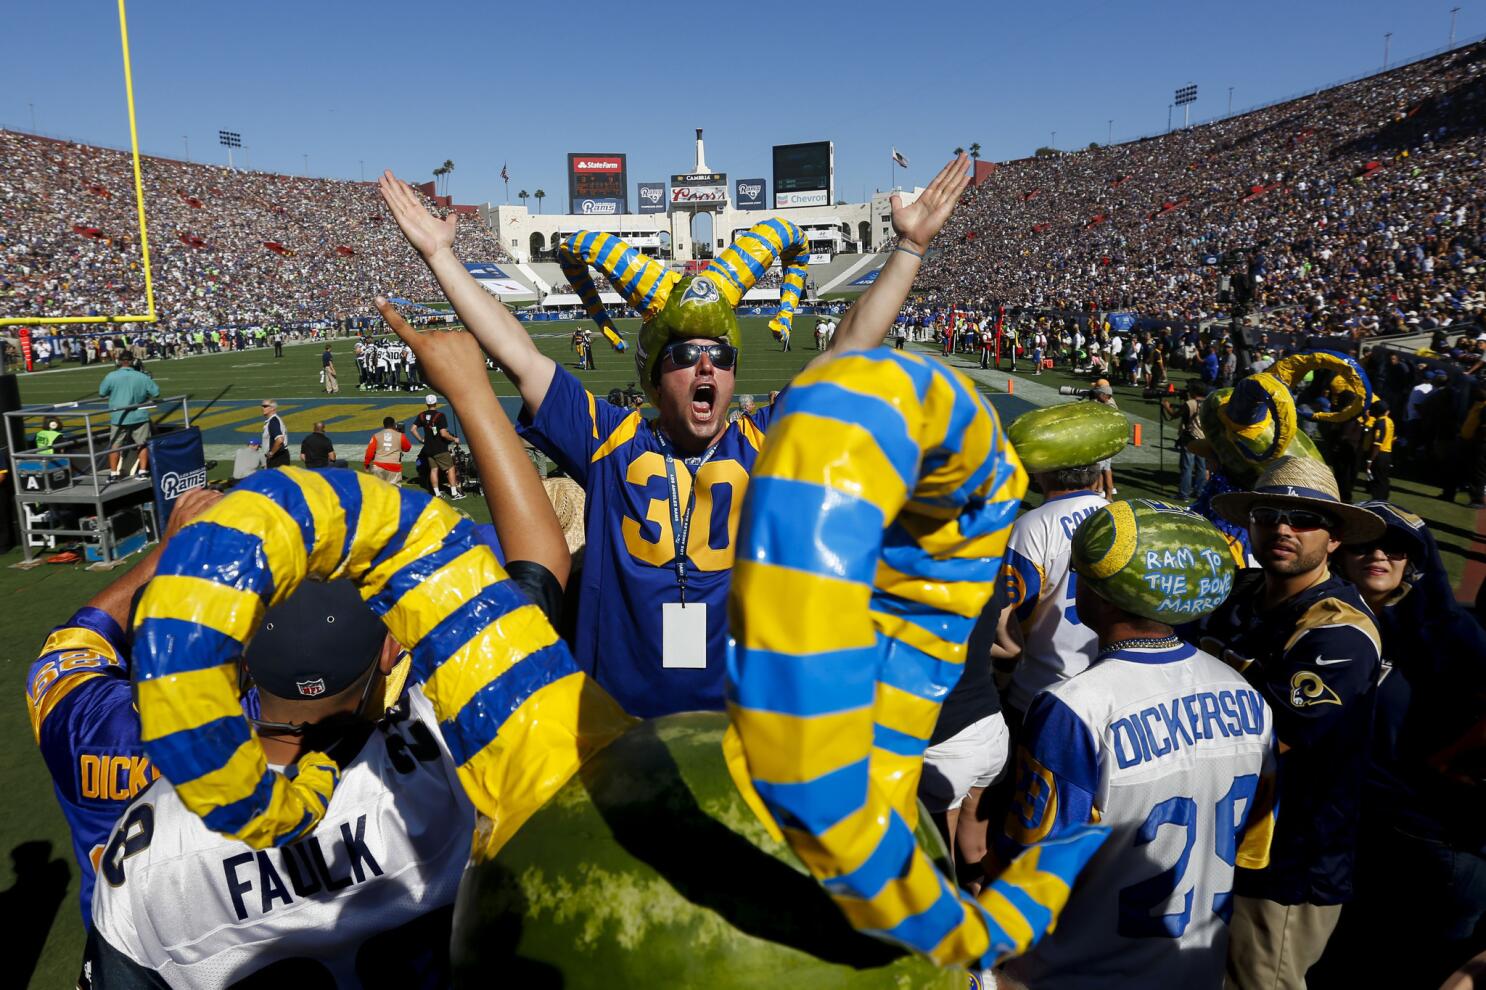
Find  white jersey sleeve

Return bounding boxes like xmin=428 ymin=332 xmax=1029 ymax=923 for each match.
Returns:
xmin=1001 ymin=491 xmax=1107 ymax=713
xmin=999 ymin=643 xmax=1278 ymax=989
xmin=90 ymin=686 xmax=476 ymax=989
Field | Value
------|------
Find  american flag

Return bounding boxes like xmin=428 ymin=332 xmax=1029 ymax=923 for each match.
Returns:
xmin=891 ymin=148 xmax=909 ymax=168
xmin=500 ymin=163 xmax=509 ymax=181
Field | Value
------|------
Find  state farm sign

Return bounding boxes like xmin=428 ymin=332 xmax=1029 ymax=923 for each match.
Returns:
xmin=573 ymin=156 xmax=624 ymax=172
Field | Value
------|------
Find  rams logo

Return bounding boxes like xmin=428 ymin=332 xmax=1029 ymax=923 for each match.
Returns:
xmin=680 ymin=277 xmax=721 ymax=307
xmin=1289 ymin=670 xmax=1340 ymax=708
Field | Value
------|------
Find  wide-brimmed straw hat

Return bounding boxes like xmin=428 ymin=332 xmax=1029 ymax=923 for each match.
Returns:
xmin=1210 ymin=456 xmax=1385 ymax=543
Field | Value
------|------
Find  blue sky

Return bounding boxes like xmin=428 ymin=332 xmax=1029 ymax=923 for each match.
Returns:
xmin=2 ymin=0 xmax=1478 ymax=208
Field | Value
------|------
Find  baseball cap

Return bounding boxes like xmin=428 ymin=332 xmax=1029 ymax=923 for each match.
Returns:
xmin=425 ymin=394 xmax=438 ymax=405
xmin=247 ymin=438 xmax=261 ymax=447
xmin=243 ymin=580 xmax=387 ymax=701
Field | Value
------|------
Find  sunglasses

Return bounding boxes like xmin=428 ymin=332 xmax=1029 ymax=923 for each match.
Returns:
xmin=1341 ymin=540 xmax=1409 ymax=561
xmin=1249 ymin=506 xmax=1336 ymax=531
xmin=659 ymin=342 xmax=738 ymax=372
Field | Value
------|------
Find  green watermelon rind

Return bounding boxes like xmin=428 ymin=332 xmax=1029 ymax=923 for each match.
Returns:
xmin=1007 ymin=401 xmax=1127 ymax=473
xmin=1073 ymin=499 xmax=1236 ymax=624
xmin=452 ymin=713 xmax=966 ymax=990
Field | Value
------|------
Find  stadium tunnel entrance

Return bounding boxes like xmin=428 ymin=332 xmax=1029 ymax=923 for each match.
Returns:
xmin=690 ymin=212 xmax=714 ymax=259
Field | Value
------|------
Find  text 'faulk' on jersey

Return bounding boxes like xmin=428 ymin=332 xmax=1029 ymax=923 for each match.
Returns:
xmin=222 ymin=814 xmax=383 ymax=921
xmin=1110 ymin=687 xmax=1267 ymax=768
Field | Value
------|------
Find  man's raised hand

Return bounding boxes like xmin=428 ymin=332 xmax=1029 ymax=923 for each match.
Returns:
xmin=378 ymin=170 xmax=458 ymax=261
xmin=891 ymin=153 xmax=972 ymax=254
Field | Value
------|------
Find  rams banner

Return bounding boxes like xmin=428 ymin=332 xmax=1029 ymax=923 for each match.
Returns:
xmin=637 ymin=182 xmax=667 ymax=214
xmin=735 ymin=178 xmax=766 ymax=210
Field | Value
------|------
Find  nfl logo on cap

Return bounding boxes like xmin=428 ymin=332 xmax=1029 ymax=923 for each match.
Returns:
xmin=296 ymin=678 xmax=327 ymax=698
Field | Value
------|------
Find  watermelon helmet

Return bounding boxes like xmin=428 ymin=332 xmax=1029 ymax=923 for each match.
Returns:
xmin=1071 ymin=499 xmax=1237 ymax=624
xmin=556 ymin=219 xmax=810 ymax=404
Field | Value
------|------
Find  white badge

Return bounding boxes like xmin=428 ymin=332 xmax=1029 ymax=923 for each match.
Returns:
xmin=662 ymin=602 xmax=708 ymax=669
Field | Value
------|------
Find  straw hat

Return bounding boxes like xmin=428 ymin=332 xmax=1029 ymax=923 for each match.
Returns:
xmin=1210 ymin=456 xmax=1385 ymax=543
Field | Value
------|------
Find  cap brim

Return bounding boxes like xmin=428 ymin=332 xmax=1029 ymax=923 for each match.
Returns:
xmin=1210 ymin=490 xmax=1386 ymax=543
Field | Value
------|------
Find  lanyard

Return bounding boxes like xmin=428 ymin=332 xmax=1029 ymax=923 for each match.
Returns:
xmin=657 ymin=430 xmax=719 ymax=605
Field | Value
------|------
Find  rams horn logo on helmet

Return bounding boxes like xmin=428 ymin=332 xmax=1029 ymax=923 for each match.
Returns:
xmin=680 ymin=277 xmax=720 ymax=306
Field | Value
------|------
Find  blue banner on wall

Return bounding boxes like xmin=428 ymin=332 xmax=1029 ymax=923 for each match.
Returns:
xmin=637 ymin=182 xmax=667 ymax=214
xmin=850 ymin=268 xmax=882 ymax=286
xmin=1106 ymin=312 xmax=1137 ymax=332
xmin=735 ymin=178 xmax=766 ymax=210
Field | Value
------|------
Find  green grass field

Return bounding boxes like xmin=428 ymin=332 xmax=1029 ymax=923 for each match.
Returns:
xmin=3 ymin=322 xmax=1481 ymax=986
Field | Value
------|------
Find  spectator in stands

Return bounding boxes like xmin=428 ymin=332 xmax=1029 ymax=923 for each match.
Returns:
xmin=98 ymin=351 xmax=158 ymax=481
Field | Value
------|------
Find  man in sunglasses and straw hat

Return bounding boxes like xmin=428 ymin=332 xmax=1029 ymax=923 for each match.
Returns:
xmin=1196 ymin=455 xmax=1386 ymax=989
xmin=377 ymin=156 xmax=972 ymax=718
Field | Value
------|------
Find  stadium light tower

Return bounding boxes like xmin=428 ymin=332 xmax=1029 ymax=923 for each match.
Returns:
xmin=1174 ymin=84 xmax=1198 ymax=129
xmin=1228 ymin=86 xmax=1234 ymax=114
xmin=1383 ymin=32 xmax=1392 ymax=69
xmin=1452 ymin=7 xmax=1462 ymax=47
xmin=218 ymin=129 xmax=241 ymax=169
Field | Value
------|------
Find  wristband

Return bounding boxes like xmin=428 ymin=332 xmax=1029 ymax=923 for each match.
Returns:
xmin=894 ymin=244 xmax=924 ymax=259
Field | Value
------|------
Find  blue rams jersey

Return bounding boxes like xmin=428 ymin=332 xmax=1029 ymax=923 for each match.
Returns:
xmin=518 ymin=366 xmax=779 ymax=717
xmin=1197 ymin=571 xmax=1381 ymax=905
xmin=27 ymin=607 xmax=158 ymax=927
xmin=998 ymin=641 xmax=1278 ymax=989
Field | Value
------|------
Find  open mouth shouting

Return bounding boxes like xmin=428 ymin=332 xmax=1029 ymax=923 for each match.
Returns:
xmin=691 ymin=381 xmax=717 ymax=422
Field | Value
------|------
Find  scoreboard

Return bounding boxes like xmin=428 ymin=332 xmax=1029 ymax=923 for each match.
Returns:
xmin=567 ymin=153 xmax=628 ymax=214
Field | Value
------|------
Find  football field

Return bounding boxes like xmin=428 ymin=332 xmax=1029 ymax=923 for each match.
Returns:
xmin=2 ymin=321 xmax=1481 ymax=987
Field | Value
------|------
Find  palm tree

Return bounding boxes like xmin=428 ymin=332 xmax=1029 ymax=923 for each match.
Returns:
xmin=432 ymin=165 xmax=446 ymax=195
xmin=953 ymin=146 xmax=965 ymax=157
xmin=442 ymin=159 xmax=455 ymax=197
xmin=534 ymin=189 xmax=546 ymax=214
xmin=518 ymin=189 xmax=529 ymax=209
xmin=969 ymin=142 xmax=981 ymax=161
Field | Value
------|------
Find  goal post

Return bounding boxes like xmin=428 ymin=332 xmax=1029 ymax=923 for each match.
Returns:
xmin=0 ymin=0 xmax=157 ymax=327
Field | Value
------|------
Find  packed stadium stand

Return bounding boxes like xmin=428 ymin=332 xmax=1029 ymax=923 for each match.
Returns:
xmin=918 ymin=40 xmax=1486 ymax=337
xmin=4 ymin=39 xmax=1483 ymax=338
xmin=0 ymin=131 xmax=514 ymax=330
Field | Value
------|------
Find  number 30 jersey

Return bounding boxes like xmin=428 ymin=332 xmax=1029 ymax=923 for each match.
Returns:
xmin=518 ymin=366 xmax=779 ymax=717
xmin=88 ymin=686 xmax=476 ymax=989
xmin=997 ymin=642 xmax=1278 ymax=990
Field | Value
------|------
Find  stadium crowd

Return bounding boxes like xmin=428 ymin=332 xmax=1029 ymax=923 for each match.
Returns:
xmin=919 ymin=41 xmax=1486 ymax=338
xmin=0 ymin=129 xmax=511 ymax=334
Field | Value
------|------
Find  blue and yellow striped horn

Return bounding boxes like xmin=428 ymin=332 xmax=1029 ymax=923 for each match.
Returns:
xmin=707 ymin=218 xmax=809 ymax=341
xmin=133 ymin=467 xmax=634 ymax=856
xmin=728 ymin=349 xmax=1109 ymax=970
xmin=557 ymin=231 xmax=680 ymax=352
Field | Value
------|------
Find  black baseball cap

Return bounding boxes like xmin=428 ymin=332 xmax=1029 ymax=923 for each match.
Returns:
xmin=243 ymin=580 xmax=387 ymax=701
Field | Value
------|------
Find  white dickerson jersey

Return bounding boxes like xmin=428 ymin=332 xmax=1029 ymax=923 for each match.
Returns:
xmin=999 ymin=642 xmax=1278 ymax=989
xmin=1001 ymin=491 xmax=1107 ymax=713
xmin=91 ymin=686 xmax=476 ymax=988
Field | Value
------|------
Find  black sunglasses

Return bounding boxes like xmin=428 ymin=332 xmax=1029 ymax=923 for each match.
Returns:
xmin=659 ymin=342 xmax=738 ymax=372
xmin=1341 ymin=540 xmax=1409 ymax=561
xmin=1249 ymin=506 xmax=1336 ymax=531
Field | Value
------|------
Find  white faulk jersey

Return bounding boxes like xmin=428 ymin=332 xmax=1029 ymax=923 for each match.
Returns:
xmin=1001 ymin=491 xmax=1107 ymax=713
xmin=90 ymin=686 xmax=476 ymax=988
xmin=999 ymin=641 xmax=1278 ymax=989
